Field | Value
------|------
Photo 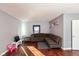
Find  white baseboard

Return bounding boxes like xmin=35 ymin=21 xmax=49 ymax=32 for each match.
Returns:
xmin=0 ymin=50 xmax=8 ymax=56
xmin=62 ymin=48 xmax=72 ymax=50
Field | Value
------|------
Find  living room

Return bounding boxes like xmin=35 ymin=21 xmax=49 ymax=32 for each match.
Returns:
xmin=0 ymin=3 xmax=79 ymax=56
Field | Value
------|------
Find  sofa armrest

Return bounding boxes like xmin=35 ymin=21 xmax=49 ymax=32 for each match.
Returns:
xmin=53 ymin=37 xmax=62 ymax=46
xmin=52 ymin=37 xmax=61 ymax=42
xmin=53 ymin=38 xmax=59 ymax=43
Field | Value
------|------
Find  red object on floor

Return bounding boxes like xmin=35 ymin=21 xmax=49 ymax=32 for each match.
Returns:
xmin=7 ymin=44 xmax=16 ymax=55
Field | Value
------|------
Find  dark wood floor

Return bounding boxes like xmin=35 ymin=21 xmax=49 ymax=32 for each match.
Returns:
xmin=5 ymin=41 xmax=79 ymax=56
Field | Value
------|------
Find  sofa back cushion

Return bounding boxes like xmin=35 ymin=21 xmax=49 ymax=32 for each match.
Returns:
xmin=31 ymin=33 xmax=49 ymax=37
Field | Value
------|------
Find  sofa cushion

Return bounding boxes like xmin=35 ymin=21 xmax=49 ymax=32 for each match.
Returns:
xmin=45 ymin=38 xmax=57 ymax=45
xmin=49 ymin=44 xmax=60 ymax=48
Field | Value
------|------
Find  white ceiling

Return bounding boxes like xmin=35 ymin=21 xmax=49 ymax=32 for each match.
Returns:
xmin=0 ymin=3 xmax=79 ymax=21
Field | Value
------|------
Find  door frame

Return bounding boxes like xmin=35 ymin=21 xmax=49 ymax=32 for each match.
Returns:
xmin=71 ymin=20 xmax=73 ymax=50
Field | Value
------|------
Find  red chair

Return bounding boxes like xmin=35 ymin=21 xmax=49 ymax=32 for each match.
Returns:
xmin=7 ymin=44 xmax=16 ymax=55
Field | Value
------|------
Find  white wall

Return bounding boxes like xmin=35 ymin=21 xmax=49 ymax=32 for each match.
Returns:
xmin=49 ymin=15 xmax=63 ymax=38
xmin=0 ymin=10 xmax=21 ymax=54
xmin=21 ymin=21 xmax=50 ymax=37
xmin=63 ymin=13 xmax=79 ymax=48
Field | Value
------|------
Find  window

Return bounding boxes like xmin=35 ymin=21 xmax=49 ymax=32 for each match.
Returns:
xmin=33 ymin=25 xmax=40 ymax=33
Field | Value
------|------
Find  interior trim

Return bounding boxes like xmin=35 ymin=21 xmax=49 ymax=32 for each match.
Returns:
xmin=0 ymin=50 xmax=8 ymax=56
xmin=62 ymin=48 xmax=71 ymax=50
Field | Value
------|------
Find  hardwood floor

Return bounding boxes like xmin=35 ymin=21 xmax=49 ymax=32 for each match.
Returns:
xmin=5 ymin=41 xmax=79 ymax=56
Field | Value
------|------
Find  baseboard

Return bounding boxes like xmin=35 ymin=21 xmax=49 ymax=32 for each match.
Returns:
xmin=62 ymin=48 xmax=72 ymax=50
xmin=0 ymin=50 xmax=8 ymax=56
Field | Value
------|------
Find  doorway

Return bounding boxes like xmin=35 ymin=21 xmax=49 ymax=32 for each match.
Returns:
xmin=72 ymin=20 xmax=79 ymax=50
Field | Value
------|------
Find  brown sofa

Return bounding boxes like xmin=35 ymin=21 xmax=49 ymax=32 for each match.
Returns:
xmin=31 ymin=33 xmax=62 ymax=48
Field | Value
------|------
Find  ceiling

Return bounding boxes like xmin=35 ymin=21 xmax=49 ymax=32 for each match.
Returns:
xmin=0 ymin=3 xmax=79 ymax=21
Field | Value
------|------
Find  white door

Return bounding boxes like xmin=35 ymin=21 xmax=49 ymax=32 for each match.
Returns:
xmin=72 ymin=20 xmax=79 ymax=50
